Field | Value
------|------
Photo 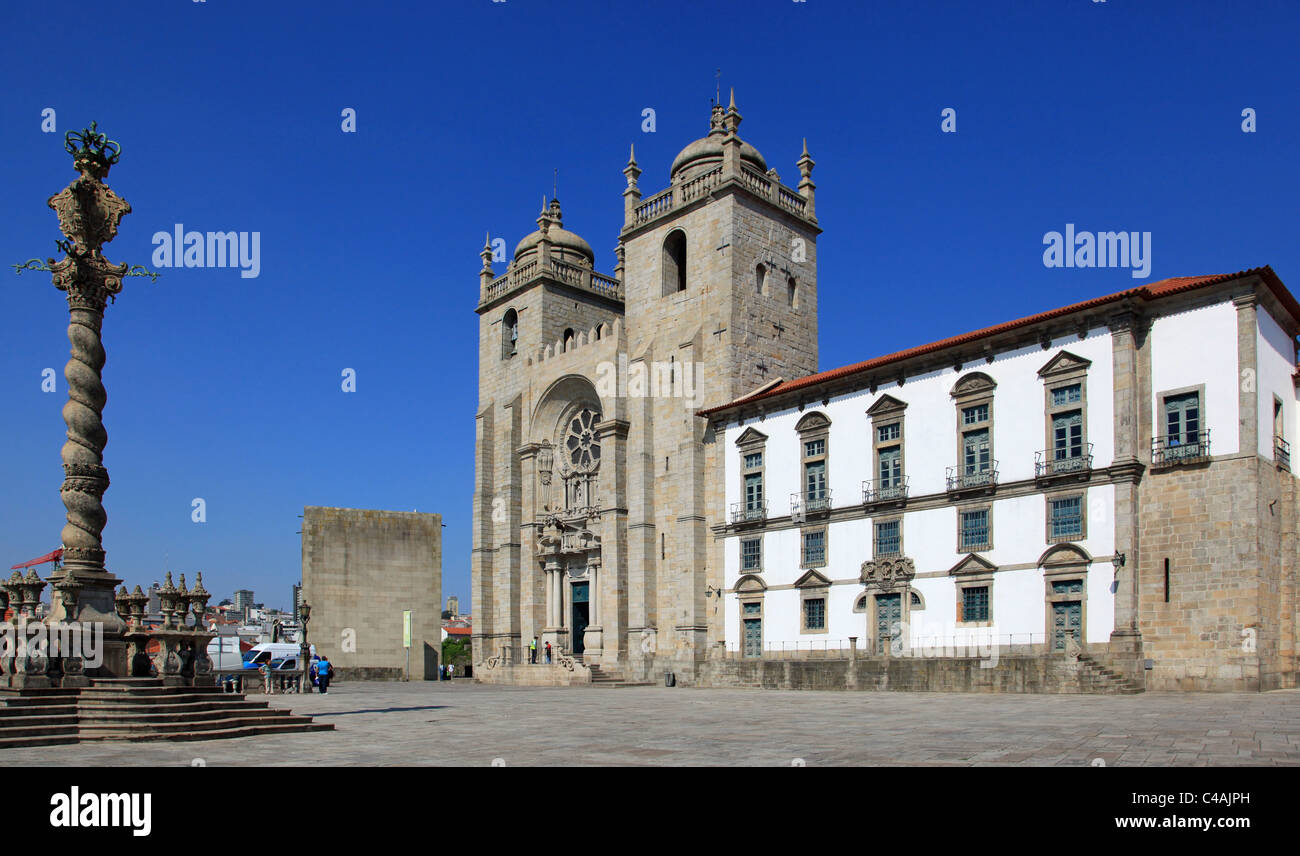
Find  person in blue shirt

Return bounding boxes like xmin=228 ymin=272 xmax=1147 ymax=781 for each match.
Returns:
xmin=317 ymin=655 xmax=333 ymax=694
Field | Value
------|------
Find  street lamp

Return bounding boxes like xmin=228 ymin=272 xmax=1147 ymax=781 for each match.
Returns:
xmin=298 ymin=601 xmax=311 ymax=693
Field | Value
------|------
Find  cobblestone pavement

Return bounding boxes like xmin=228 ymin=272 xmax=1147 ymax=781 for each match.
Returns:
xmin=6 ymin=682 xmax=1300 ymax=766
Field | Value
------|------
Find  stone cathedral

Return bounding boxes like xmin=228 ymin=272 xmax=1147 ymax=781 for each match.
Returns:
xmin=472 ymin=93 xmax=820 ymax=683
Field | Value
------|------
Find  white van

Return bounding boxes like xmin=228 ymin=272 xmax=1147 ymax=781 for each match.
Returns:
xmin=242 ymin=642 xmax=315 ymax=668
xmin=207 ymin=636 xmax=246 ymax=671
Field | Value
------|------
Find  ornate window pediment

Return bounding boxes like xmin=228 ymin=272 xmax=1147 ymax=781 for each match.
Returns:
xmin=1038 ymin=350 xmax=1092 ymax=380
xmin=793 ymin=568 xmax=831 ymax=589
xmin=949 ymin=553 xmax=998 ymax=576
xmin=866 ymin=394 xmax=908 ymax=417
xmin=734 ymin=426 xmax=769 ymax=447
xmin=794 ymin=411 xmax=831 ymax=433
xmin=1037 ymin=543 xmax=1091 ymax=569
xmin=950 ymin=371 xmax=997 ymax=399
xmin=735 ymin=574 xmax=767 ymax=594
xmin=859 ymin=556 xmax=915 ymax=589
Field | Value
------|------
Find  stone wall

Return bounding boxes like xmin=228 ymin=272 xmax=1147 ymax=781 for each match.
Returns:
xmin=475 ymin=660 xmax=592 ymax=686
xmin=302 ymin=507 xmax=442 ymax=680
xmin=697 ymin=654 xmax=1139 ymax=694
xmin=1137 ymin=455 xmax=1299 ymax=691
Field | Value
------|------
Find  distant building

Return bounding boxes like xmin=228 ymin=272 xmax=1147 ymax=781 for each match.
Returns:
xmin=233 ymin=589 xmax=254 ymax=622
xmin=441 ymin=623 xmax=472 ymax=644
xmin=446 ymin=595 xmax=459 ymax=618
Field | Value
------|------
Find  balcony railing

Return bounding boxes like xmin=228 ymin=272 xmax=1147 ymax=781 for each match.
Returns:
xmin=1276 ymin=437 xmax=1291 ymax=470
xmin=862 ymin=477 xmax=909 ymax=505
xmin=790 ymin=490 xmax=832 ymax=519
xmin=1151 ymin=430 xmax=1211 ymax=467
xmin=946 ymin=464 xmax=999 ymax=492
xmin=730 ymin=501 xmax=768 ymax=525
xmin=1035 ymin=444 xmax=1094 ymax=478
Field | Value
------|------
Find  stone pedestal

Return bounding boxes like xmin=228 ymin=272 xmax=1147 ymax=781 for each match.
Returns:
xmin=582 ymin=625 xmax=604 ymax=663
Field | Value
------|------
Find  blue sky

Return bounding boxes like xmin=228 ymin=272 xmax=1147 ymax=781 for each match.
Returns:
xmin=1 ymin=0 xmax=1297 ymax=612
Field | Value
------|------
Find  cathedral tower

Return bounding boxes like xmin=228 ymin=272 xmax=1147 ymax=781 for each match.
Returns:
xmin=616 ymin=90 xmax=820 ymax=678
xmin=472 ymin=92 xmax=820 ymax=682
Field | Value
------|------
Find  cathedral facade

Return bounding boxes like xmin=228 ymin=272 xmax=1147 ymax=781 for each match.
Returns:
xmin=472 ymin=94 xmax=820 ymax=682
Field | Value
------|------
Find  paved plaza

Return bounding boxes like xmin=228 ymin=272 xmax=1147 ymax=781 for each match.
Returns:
xmin=4 ymin=682 xmax=1299 ymax=766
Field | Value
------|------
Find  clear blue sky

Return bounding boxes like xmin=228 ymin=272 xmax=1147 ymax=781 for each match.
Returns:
xmin=2 ymin=0 xmax=1296 ymax=612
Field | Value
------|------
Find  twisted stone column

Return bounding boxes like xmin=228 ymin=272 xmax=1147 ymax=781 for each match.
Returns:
xmin=39 ymin=124 xmax=133 ymax=675
xmin=54 ymin=272 xmax=118 ymax=574
xmin=45 ymin=126 xmax=129 ymax=581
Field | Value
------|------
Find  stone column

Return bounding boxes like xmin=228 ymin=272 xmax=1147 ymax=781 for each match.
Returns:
xmin=541 ymin=547 xmax=563 ymax=657
xmin=594 ymin=418 xmax=629 ymax=670
xmin=1234 ymin=292 xmax=1260 ymax=458
xmin=517 ymin=442 xmax=544 ymax=646
xmin=1108 ymin=310 xmax=1149 ymax=653
xmin=584 ymin=556 xmax=604 ymax=661
xmin=41 ymin=125 xmax=136 ymax=677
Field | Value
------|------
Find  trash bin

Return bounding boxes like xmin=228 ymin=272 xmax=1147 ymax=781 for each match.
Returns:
xmin=664 ymin=671 xmax=675 ymax=687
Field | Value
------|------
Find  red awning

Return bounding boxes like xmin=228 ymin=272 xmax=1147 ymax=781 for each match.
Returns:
xmin=10 ymin=548 xmax=63 ymax=570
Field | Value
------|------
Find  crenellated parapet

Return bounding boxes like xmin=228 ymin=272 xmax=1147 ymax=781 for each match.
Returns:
xmin=529 ymin=317 xmax=625 ymax=366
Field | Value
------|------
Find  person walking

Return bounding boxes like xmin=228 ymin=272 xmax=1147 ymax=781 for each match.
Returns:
xmin=545 ymin=641 xmax=552 ymax=664
xmin=316 ymin=654 xmax=333 ymax=694
xmin=447 ymin=663 xmax=455 ymax=680
xmin=529 ymin=637 xmax=538 ymax=664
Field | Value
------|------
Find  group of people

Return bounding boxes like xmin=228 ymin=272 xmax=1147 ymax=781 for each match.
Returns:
xmin=527 ymin=637 xmax=552 ymax=664
xmin=440 ymin=663 xmax=457 ymax=680
xmin=255 ymin=653 xmax=333 ymax=694
xmin=309 ymin=655 xmax=334 ymax=693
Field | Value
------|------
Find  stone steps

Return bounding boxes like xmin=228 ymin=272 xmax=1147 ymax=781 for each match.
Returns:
xmin=0 ymin=678 xmax=332 ymax=747
xmin=1077 ymin=656 xmax=1144 ymax=694
xmin=587 ymin=665 xmax=656 ymax=688
xmin=82 ymin=721 xmax=334 ymax=743
xmin=79 ymin=713 xmax=324 ymax=738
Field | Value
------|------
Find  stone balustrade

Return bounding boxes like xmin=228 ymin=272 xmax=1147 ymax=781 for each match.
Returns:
xmin=631 ymin=164 xmax=811 ymax=232
xmin=479 ymin=258 xmax=623 ymax=309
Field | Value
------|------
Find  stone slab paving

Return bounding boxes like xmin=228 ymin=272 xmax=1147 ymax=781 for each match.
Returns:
xmin=3 ymin=682 xmax=1299 ymax=766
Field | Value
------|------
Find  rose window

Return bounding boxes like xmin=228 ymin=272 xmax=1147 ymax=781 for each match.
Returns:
xmin=565 ymin=409 xmax=601 ymax=469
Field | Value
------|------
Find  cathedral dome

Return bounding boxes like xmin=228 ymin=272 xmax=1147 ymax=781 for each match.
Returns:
xmin=513 ymin=199 xmax=595 ymax=266
xmin=670 ymin=132 xmax=766 ymax=182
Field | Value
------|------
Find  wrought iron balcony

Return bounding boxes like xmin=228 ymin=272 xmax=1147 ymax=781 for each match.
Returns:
xmin=1035 ymin=444 xmax=1094 ymax=478
xmin=730 ymin=501 xmax=768 ymax=525
xmin=790 ymin=490 xmax=832 ymax=519
xmin=862 ymin=477 xmax=909 ymax=506
xmin=1151 ymin=430 xmax=1211 ymax=467
xmin=946 ymin=464 xmax=999 ymax=492
xmin=1276 ymin=437 xmax=1291 ymax=470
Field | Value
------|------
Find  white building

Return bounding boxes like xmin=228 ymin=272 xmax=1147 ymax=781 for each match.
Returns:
xmin=703 ymin=267 xmax=1300 ymax=690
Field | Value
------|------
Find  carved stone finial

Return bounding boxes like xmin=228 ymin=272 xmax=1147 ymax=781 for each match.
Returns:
xmin=63 ymin=122 xmax=121 ymax=179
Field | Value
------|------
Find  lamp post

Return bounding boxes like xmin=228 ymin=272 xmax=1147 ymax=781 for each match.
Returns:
xmin=299 ymin=601 xmax=312 ymax=693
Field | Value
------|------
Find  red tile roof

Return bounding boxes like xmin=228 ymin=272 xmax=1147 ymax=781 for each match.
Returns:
xmin=443 ymin=626 xmax=472 ymax=636
xmin=700 ymin=266 xmax=1292 ymax=417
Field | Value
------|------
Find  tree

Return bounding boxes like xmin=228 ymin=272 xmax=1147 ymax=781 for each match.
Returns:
xmin=442 ymin=637 xmax=471 ymax=667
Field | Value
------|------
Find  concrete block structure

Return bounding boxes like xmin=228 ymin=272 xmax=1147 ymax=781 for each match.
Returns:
xmin=302 ymin=507 xmax=442 ymax=680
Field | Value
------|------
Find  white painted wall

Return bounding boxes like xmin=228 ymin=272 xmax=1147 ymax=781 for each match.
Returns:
xmin=1149 ymin=301 xmax=1239 ymax=454
xmin=722 ymin=329 xmax=1120 ymax=653
xmin=724 ymin=328 xmax=1116 ymax=510
xmin=1256 ymin=307 xmax=1296 ymax=460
